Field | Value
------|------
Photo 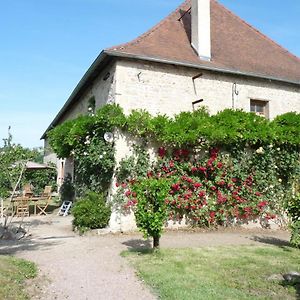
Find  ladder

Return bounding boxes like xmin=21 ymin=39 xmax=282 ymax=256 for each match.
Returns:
xmin=57 ymin=201 xmax=72 ymax=217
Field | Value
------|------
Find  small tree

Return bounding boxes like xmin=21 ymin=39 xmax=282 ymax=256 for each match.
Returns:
xmin=132 ymin=178 xmax=170 ymax=248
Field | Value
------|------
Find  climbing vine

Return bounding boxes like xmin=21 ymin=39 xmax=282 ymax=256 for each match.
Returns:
xmin=48 ymin=104 xmax=300 ymax=223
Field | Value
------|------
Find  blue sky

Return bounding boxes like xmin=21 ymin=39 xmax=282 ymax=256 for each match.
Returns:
xmin=0 ymin=0 xmax=299 ymax=148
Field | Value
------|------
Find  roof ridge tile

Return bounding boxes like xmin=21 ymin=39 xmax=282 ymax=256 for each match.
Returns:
xmin=108 ymin=0 xmax=190 ymax=51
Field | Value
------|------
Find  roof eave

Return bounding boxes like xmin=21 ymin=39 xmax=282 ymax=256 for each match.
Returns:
xmin=42 ymin=49 xmax=300 ymax=140
xmin=107 ymin=50 xmax=300 ymax=86
xmin=41 ymin=50 xmax=112 ymax=139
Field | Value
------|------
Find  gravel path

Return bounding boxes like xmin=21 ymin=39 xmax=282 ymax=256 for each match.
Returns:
xmin=0 ymin=216 xmax=290 ymax=300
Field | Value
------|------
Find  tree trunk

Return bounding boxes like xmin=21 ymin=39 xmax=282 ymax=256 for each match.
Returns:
xmin=153 ymin=236 xmax=160 ymax=248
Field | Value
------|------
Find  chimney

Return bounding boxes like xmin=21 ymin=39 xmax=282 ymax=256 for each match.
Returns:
xmin=191 ymin=0 xmax=211 ymax=61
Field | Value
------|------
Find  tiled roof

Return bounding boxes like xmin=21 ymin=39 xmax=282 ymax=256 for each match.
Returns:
xmin=108 ymin=0 xmax=300 ymax=83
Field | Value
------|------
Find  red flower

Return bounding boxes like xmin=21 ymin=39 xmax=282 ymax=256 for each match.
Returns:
xmin=129 ymin=179 xmax=136 ymax=185
xmin=258 ymin=201 xmax=267 ymax=208
xmin=115 ymin=182 xmax=120 ymax=187
xmin=147 ymin=171 xmax=153 ymax=178
xmin=199 ymin=166 xmax=207 ymax=172
xmin=191 ymin=167 xmax=198 ymax=173
xmin=198 ymin=191 xmax=206 ymax=197
xmin=132 ymin=192 xmax=137 ymax=197
xmin=210 ymin=148 xmax=219 ymax=159
xmin=158 ymin=147 xmax=167 ymax=158
xmin=186 ymin=177 xmax=194 ymax=183
xmin=121 ymin=183 xmax=127 ymax=188
xmin=125 ymin=190 xmax=131 ymax=197
xmin=217 ymin=162 xmax=223 ymax=169
xmin=210 ymin=186 xmax=217 ymax=191
xmin=255 ymin=192 xmax=262 ymax=197
xmin=169 ymin=160 xmax=175 ymax=168
xmin=265 ymin=213 xmax=276 ymax=220
xmin=244 ymin=207 xmax=252 ymax=213
xmin=171 ymin=183 xmax=181 ymax=191
xmin=209 ymin=211 xmax=216 ymax=218
xmin=194 ymin=182 xmax=202 ymax=188
xmin=217 ymin=180 xmax=225 ymax=186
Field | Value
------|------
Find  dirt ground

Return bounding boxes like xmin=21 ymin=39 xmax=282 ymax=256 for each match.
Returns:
xmin=0 ymin=215 xmax=290 ymax=300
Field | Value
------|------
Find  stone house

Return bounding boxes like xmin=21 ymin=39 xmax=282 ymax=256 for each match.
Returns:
xmin=42 ymin=0 xmax=300 ymax=230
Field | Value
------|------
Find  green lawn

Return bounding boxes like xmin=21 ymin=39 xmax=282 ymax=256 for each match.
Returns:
xmin=0 ymin=255 xmax=37 ymax=300
xmin=123 ymin=245 xmax=300 ymax=299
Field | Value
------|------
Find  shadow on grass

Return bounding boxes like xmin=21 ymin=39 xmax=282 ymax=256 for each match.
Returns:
xmin=251 ymin=236 xmax=292 ymax=248
xmin=122 ymin=239 xmax=154 ymax=254
xmin=281 ymin=282 xmax=300 ymax=299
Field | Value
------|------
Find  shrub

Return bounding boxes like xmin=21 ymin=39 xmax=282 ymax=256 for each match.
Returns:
xmin=72 ymin=192 xmax=111 ymax=232
xmin=286 ymin=194 xmax=300 ymax=222
xmin=290 ymin=220 xmax=300 ymax=248
xmin=59 ymin=173 xmax=75 ymax=202
xmin=286 ymin=193 xmax=300 ymax=248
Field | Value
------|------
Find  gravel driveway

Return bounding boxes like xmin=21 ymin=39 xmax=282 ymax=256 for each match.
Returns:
xmin=0 ymin=215 xmax=290 ymax=300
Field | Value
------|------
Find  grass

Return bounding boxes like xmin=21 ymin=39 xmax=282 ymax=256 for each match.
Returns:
xmin=0 ymin=255 xmax=37 ymax=300
xmin=123 ymin=245 xmax=300 ymax=299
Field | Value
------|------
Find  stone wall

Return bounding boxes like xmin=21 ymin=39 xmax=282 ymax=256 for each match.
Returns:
xmin=43 ymin=61 xmax=117 ymax=188
xmin=115 ymin=59 xmax=300 ymax=118
xmin=44 ymin=57 xmax=300 ymax=231
xmin=109 ymin=58 xmax=300 ymax=231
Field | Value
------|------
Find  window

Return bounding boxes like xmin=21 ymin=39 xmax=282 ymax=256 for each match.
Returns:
xmin=250 ymin=100 xmax=269 ymax=118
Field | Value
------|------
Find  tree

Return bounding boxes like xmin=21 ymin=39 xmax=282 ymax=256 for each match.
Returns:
xmin=132 ymin=178 xmax=170 ymax=248
xmin=0 ymin=128 xmax=55 ymax=198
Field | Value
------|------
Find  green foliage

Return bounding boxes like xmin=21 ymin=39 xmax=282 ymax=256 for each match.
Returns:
xmin=47 ymin=119 xmax=74 ymax=158
xmin=48 ymin=104 xmax=300 ymax=224
xmin=287 ymin=193 xmax=300 ymax=222
xmin=126 ymin=110 xmax=154 ymax=137
xmin=125 ymin=246 xmax=300 ymax=299
xmin=59 ymin=173 xmax=75 ymax=202
xmin=0 ymin=132 xmax=47 ymax=198
xmin=286 ymin=190 xmax=300 ymax=248
xmin=22 ymin=164 xmax=57 ymax=194
xmin=49 ymin=105 xmax=300 ymax=154
xmin=132 ymin=178 xmax=170 ymax=247
xmin=290 ymin=220 xmax=300 ymax=248
xmin=74 ymin=137 xmax=115 ymax=196
xmin=72 ymin=192 xmax=111 ymax=232
xmin=0 ymin=256 xmax=37 ymax=300
xmin=273 ymin=112 xmax=300 ymax=145
xmin=116 ymin=145 xmax=150 ymax=184
xmin=210 ymin=109 xmax=272 ymax=146
xmin=48 ymin=104 xmax=124 ymax=195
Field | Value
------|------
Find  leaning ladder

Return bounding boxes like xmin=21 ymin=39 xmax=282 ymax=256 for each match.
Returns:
xmin=57 ymin=201 xmax=72 ymax=217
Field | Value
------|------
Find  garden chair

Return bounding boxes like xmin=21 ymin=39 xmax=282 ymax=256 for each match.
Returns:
xmin=36 ymin=186 xmax=52 ymax=215
xmin=15 ymin=196 xmax=30 ymax=217
xmin=22 ymin=183 xmax=33 ymax=198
